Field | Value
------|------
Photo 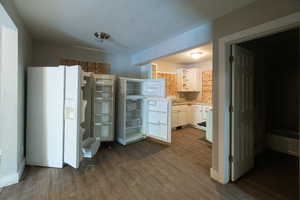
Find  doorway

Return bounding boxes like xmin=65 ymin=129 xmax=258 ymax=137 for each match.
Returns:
xmin=140 ymin=43 xmax=214 ymax=169
xmin=142 ymin=43 xmax=214 ymax=143
xmin=230 ymin=28 xmax=299 ymax=199
xmin=215 ymin=12 xmax=300 ymax=185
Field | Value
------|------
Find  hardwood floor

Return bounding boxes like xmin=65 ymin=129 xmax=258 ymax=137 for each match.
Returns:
xmin=0 ymin=128 xmax=298 ymax=200
xmin=234 ymin=150 xmax=299 ymax=200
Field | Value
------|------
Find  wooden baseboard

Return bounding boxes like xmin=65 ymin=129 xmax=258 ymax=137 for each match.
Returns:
xmin=210 ymin=168 xmax=220 ymax=181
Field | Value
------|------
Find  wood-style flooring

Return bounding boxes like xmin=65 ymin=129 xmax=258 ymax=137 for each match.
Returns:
xmin=0 ymin=128 xmax=298 ymax=200
xmin=234 ymin=150 xmax=299 ymax=200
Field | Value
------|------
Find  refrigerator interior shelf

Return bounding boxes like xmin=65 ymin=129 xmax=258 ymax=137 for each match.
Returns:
xmin=95 ymin=113 xmax=112 ymax=116
xmin=95 ymin=122 xmax=112 ymax=126
xmin=126 ymin=95 xmax=144 ymax=100
xmin=126 ymin=109 xmax=141 ymax=113
xmin=95 ymin=81 xmax=113 ymax=86
xmin=148 ymin=110 xmax=167 ymax=113
xmin=95 ymin=91 xmax=112 ymax=93
xmin=149 ymin=122 xmax=167 ymax=126
xmin=95 ymin=97 xmax=113 ymax=101
xmin=126 ymin=126 xmax=142 ymax=129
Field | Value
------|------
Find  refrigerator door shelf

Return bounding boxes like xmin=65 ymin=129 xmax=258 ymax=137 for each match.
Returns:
xmin=126 ymin=95 xmax=144 ymax=100
xmin=82 ymin=138 xmax=100 ymax=158
xmin=145 ymin=98 xmax=171 ymax=144
xmin=95 ymin=97 xmax=113 ymax=101
xmin=95 ymin=122 xmax=112 ymax=126
xmin=96 ymin=80 xmax=114 ymax=86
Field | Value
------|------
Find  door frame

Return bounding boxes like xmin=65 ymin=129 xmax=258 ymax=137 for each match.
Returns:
xmin=215 ymin=12 xmax=300 ymax=184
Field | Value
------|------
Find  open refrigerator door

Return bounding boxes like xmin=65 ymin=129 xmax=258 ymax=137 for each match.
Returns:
xmin=142 ymin=78 xmax=166 ymax=97
xmin=81 ymin=71 xmax=100 ymax=158
xmin=64 ymin=66 xmax=82 ymax=168
xmin=145 ymin=97 xmax=171 ymax=144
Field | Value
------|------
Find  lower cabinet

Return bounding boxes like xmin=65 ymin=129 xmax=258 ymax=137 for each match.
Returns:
xmin=172 ymin=105 xmax=190 ymax=128
xmin=172 ymin=104 xmax=213 ymax=143
xmin=191 ymin=105 xmax=201 ymax=126
xmin=172 ymin=104 xmax=212 ymax=129
xmin=171 ymin=110 xmax=179 ymax=128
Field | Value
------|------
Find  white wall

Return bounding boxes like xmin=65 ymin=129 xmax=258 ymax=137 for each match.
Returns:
xmin=212 ymin=0 xmax=300 ymax=182
xmin=152 ymin=60 xmax=182 ymax=73
xmin=0 ymin=1 xmax=32 ymax=187
xmin=108 ymin=53 xmax=141 ymax=78
xmin=184 ymin=60 xmax=212 ymax=70
xmin=0 ymin=26 xmax=19 ymax=187
xmin=153 ymin=59 xmax=212 ymax=74
xmin=32 ymin=41 xmax=109 ymax=66
xmin=32 ymin=41 xmax=141 ymax=78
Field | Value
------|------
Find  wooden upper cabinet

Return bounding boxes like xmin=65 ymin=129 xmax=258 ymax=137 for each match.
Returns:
xmin=60 ymin=58 xmax=110 ymax=74
xmin=95 ymin=63 xmax=109 ymax=74
xmin=87 ymin=62 xmax=96 ymax=72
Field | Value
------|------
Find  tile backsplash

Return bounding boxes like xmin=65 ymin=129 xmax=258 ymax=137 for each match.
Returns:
xmin=201 ymin=70 xmax=213 ymax=104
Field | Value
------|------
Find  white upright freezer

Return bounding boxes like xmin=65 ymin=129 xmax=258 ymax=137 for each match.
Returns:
xmin=116 ymin=77 xmax=172 ymax=145
xmin=26 ymin=65 xmax=99 ymax=168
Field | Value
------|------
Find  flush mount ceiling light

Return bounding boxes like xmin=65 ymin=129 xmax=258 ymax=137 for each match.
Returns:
xmin=94 ymin=32 xmax=111 ymax=43
xmin=190 ymin=52 xmax=203 ymax=59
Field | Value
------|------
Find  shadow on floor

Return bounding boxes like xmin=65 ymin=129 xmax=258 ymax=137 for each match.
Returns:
xmin=234 ymin=150 xmax=299 ymax=200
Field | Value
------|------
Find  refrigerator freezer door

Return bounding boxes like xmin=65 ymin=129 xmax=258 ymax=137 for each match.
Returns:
xmin=26 ymin=66 xmax=65 ymax=168
xmin=142 ymin=79 xmax=166 ymax=97
xmin=64 ymin=66 xmax=82 ymax=168
xmin=146 ymin=98 xmax=171 ymax=143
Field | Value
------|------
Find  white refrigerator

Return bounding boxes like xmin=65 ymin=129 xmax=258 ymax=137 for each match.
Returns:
xmin=116 ymin=77 xmax=172 ymax=145
xmin=26 ymin=65 xmax=99 ymax=169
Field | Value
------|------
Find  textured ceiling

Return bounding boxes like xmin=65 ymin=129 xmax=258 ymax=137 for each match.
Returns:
xmin=158 ymin=43 xmax=212 ymax=65
xmin=14 ymin=0 xmax=256 ymax=53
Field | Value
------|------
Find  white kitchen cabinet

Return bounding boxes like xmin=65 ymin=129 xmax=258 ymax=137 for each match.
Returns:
xmin=177 ymin=68 xmax=202 ymax=92
xmin=172 ymin=104 xmax=212 ymax=131
xmin=178 ymin=106 xmax=188 ymax=126
xmin=191 ymin=105 xmax=201 ymax=126
xmin=172 ymin=105 xmax=190 ymax=127
xmin=171 ymin=110 xmax=179 ymax=128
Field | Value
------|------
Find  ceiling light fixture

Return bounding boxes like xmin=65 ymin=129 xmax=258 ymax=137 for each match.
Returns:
xmin=94 ymin=32 xmax=111 ymax=43
xmin=190 ymin=52 xmax=203 ymax=59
